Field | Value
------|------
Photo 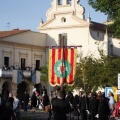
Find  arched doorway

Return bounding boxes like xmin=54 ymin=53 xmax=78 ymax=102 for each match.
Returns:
xmin=17 ymin=81 xmax=29 ymax=95
xmin=17 ymin=81 xmax=29 ymax=108
xmin=2 ymin=81 xmax=12 ymax=96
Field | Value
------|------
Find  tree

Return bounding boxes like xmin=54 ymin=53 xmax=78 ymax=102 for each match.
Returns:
xmin=74 ymin=52 xmax=120 ymax=92
xmin=39 ymin=65 xmax=48 ymax=82
xmin=88 ymin=0 xmax=120 ymax=37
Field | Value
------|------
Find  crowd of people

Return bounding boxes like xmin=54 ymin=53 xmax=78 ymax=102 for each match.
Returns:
xmin=0 ymin=86 xmax=120 ymax=120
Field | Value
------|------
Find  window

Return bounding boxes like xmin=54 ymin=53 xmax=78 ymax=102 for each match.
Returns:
xmin=61 ymin=17 xmax=66 ymax=23
xmin=36 ymin=60 xmax=40 ymax=70
xmin=59 ymin=33 xmax=67 ymax=47
xmin=97 ymin=32 xmax=99 ymax=37
xmin=58 ymin=0 xmax=62 ymax=5
xmin=4 ymin=57 xmax=9 ymax=67
xmin=21 ymin=58 xmax=26 ymax=70
xmin=67 ymin=0 xmax=71 ymax=4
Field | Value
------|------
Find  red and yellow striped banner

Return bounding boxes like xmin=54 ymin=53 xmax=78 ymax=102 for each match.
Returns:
xmin=48 ymin=48 xmax=77 ymax=86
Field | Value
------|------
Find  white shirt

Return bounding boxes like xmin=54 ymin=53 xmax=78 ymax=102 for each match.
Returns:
xmin=13 ymin=98 xmax=19 ymax=110
xmin=109 ymin=96 xmax=114 ymax=104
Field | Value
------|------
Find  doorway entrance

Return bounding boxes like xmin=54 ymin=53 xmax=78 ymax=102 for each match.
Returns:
xmin=2 ymin=81 xmax=11 ymax=96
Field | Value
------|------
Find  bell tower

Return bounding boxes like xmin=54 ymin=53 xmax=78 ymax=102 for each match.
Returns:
xmin=45 ymin=0 xmax=85 ymax=21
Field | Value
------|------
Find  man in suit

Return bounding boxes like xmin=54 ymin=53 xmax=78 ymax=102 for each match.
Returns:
xmin=51 ymin=91 xmax=70 ymax=120
xmin=79 ymin=92 xmax=89 ymax=120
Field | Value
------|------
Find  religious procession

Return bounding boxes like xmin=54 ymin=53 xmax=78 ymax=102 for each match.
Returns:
xmin=1 ymin=0 xmax=120 ymax=120
xmin=0 ymin=47 xmax=120 ymax=120
xmin=0 ymin=85 xmax=120 ymax=120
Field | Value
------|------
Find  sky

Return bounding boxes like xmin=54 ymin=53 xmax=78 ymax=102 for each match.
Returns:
xmin=0 ymin=0 xmax=107 ymax=32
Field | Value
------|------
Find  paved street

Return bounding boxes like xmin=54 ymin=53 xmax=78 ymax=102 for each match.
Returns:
xmin=21 ymin=109 xmax=49 ymax=120
xmin=21 ymin=109 xmax=82 ymax=120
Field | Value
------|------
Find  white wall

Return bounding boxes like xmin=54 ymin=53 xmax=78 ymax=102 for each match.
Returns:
xmin=0 ymin=31 xmax=46 ymax=69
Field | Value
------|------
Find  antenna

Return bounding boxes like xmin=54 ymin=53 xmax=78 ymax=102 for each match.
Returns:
xmin=6 ymin=22 xmax=10 ymax=30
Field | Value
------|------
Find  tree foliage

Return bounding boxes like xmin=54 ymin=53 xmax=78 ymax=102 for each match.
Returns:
xmin=39 ymin=65 xmax=48 ymax=82
xmin=88 ymin=0 xmax=120 ymax=37
xmin=39 ymin=52 xmax=120 ymax=92
xmin=74 ymin=52 xmax=120 ymax=92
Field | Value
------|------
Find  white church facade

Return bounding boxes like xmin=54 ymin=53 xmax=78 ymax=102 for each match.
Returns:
xmin=0 ymin=0 xmax=120 ymax=96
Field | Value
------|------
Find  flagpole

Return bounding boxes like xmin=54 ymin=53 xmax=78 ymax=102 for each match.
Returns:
xmin=61 ymin=35 xmax=65 ymax=91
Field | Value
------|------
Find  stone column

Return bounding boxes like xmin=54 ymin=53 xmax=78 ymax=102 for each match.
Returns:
xmin=12 ymin=83 xmax=17 ymax=95
xmin=63 ymin=0 xmax=67 ymax=5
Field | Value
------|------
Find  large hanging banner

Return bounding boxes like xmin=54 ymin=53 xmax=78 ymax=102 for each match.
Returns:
xmin=48 ymin=47 xmax=77 ymax=86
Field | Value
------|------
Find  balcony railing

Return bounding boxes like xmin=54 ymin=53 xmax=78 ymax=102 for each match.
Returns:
xmin=0 ymin=69 xmax=13 ymax=77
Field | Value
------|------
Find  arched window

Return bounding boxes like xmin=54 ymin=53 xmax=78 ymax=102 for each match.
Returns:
xmin=61 ymin=17 xmax=66 ymax=23
xmin=58 ymin=0 xmax=62 ymax=5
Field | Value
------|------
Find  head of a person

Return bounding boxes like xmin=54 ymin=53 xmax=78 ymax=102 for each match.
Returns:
xmin=9 ymin=93 xmax=13 ymax=97
xmin=108 ymin=91 xmax=113 ymax=97
xmin=82 ymin=92 xmax=86 ymax=97
xmin=33 ymin=85 xmax=35 ymax=88
xmin=57 ymin=91 xmax=64 ymax=99
xmin=74 ymin=95 xmax=79 ymax=100
xmin=97 ymin=91 xmax=102 ymax=96
xmin=43 ymin=86 xmax=45 ymax=89
xmin=79 ymin=91 xmax=83 ymax=97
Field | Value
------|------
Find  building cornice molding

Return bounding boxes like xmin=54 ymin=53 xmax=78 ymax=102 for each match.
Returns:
xmin=0 ymin=41 xmax=46 ymax=51
xmin=39 ymin=24 xmax=89 ymax=30
xmin=38 ymin=11 xmax=89 ymax=30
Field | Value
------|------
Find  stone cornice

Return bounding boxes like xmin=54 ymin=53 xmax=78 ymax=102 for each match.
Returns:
xmin=39 ymin=24 xmax=89 ymax=30
xmin=0 ymin=41 xmax=46 ymax=50
xmin=38 ymin=11 xmax=90 ymax=30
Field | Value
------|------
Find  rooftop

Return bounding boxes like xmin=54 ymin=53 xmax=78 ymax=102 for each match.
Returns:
xmin=90 ymin=21 xmax=113 ymax=33
xmin=0 ymin=29 xmax=30 ymax=38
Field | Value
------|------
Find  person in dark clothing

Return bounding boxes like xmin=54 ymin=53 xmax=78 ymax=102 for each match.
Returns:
xmin=1 ymin=95 xmax=13 ymax=120
xmin=52 ymin=91 xmax=70 ymax=120
xmin=89 ymin=92 xmax=99 ymax=120
xmin=42 ymin=91 xmax=50 ymax=111
xmin=65 ymin=91 xmax=74 ymax=119
xmin=0 ymin=93 xmax=2 ymax=120
xmin=31 ymin=92 xmax=37 ymax=108
xmin=79 ymin=92 xmax=89 ymax=120
xmin=41 ymin=86 xmax=47 ymax=95
xmin=72 ymin=95 xmax=80 ymax=119
xmin=23 ymin=91 xmax=29 ymax=111
xmin=98 ymin=94 xmax=110 ymax=120
xmin=66 ymin=91 xmax=74 ymax=111
xmin=8 ymin=93 xmax=14 ymax=118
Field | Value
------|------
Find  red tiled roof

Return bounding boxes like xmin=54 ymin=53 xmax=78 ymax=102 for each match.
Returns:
xmin=0 ymin=29 xmax=30 ymax=38
xmin=90 ymin=21 xmax=113 ymax=33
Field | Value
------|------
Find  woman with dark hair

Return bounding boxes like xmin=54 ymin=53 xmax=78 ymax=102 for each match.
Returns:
xmin=98 ymin=94 xmax=110 ymax=120
xmin=42 ymin=91 xmax=50 ymax=112
xmin=1 ymin=95 xmax=12 ymax=120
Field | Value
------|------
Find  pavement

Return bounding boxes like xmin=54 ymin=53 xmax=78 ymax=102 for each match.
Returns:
xmin=21 ymin=109 xmax=49 ymax=120
xmin=21 ymin=109 xmax=82 ymax=120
